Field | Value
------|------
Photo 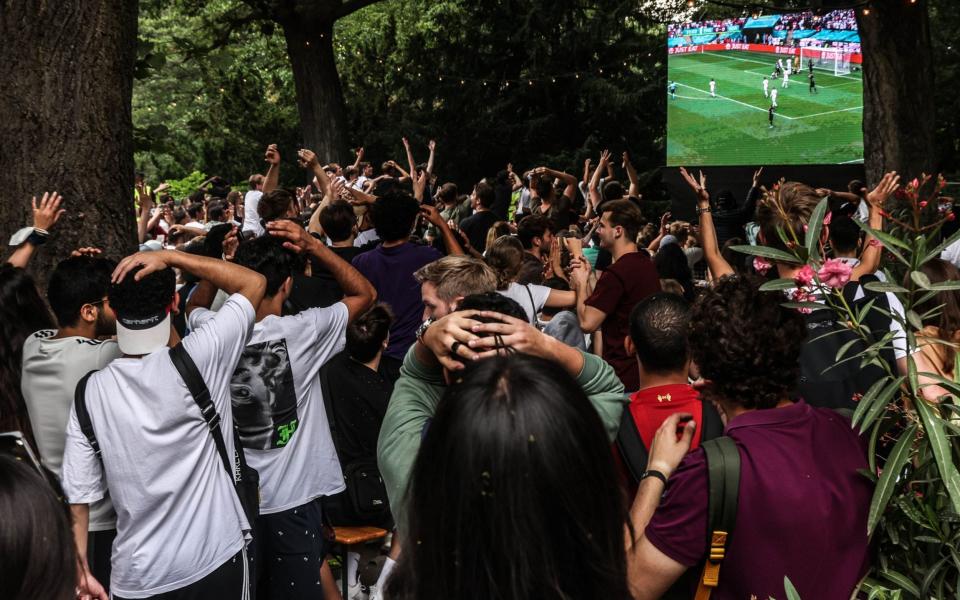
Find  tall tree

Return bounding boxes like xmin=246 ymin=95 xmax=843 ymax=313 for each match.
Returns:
xmin=857 ymin=1 xmax=935 ymax=184
xmin=257 ymin=0 xmax=382 ymax=162
xmin=0 ymin=0 xmax=139 ymax=280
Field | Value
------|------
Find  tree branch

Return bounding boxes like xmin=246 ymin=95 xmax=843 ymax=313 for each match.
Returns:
xmin=336 ymin=0 xmax=381 ymax=19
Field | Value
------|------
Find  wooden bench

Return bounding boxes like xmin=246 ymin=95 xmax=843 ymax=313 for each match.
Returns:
xmin=332 ymin=526 xmax=389 ymax=598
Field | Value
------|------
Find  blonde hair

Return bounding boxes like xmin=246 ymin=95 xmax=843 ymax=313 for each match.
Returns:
xmin=756 ymin=182 xmax=822 ymax=253
xmin=414 ymin=256 xmax=497 ymax=302
xmin=485 ymin=221 xmax=513 ymax=254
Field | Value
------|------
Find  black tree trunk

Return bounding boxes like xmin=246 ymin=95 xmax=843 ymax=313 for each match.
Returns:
xmin=281 ymin=18 xmax=348 ymax=164
xmin=0 ymin=0 xmax=139 ymax=282
xmin=857 ymin=1 xmax=935 ymax=184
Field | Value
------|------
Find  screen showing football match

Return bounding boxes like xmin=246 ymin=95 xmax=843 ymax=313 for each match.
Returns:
xmin=667 ymin=10 xmax=864 ymax=166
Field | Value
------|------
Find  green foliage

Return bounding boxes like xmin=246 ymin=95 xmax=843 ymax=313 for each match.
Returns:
xmin=133 ymin=0 xmax=669 ymax=203
xmin=133 ymin=0 xmax=300 ymax=188
xmin=763 ymin=174 xmax=960 ymax=597
xmin=164 ymin=171 xmax=210 ymax=201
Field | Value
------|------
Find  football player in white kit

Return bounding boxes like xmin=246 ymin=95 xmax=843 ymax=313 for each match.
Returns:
xmin=771 ymin=87 xmax=779 ymax=108
xmin=709 ymin=78 xmax=716 ymax=97
xmin=763 ymin=76 xmax=770 ymax=98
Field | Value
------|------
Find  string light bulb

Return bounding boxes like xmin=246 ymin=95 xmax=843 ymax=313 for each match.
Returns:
xmin=862 ymin=7 xmax=870 ymax=15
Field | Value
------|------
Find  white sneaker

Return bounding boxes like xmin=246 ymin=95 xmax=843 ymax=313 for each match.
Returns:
xmin=348 ymin=582 xmax=369 ymax=600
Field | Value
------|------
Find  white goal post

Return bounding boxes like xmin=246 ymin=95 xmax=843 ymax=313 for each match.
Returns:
xmin=800 ymin=46 xmax=852 ymax=76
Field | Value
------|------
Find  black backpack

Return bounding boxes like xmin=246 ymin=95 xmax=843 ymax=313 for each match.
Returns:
xmin=616 ymin=400 xmax=726 ymax=600
xmin=798 ymin=275 xmax=897 ymax=410
xmin=75 ymin=343 xmax=260 ymax=524
xmin=318 ymin=368 xmax=391 ymax=523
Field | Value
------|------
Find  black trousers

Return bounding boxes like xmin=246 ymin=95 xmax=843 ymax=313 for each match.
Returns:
xmin=113 ymin=551 xmax=246 ymax=600
xmin=88 ymin=528 xmax=116 ymax=593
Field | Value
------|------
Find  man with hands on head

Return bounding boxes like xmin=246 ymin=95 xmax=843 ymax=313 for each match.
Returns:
xmin=377 ymin=293 xmax=627 ymax=538
xmin=64 ymin=249 xmax=267 ymax=600
xmin=188 ymin=219 xmax=375 ymax=599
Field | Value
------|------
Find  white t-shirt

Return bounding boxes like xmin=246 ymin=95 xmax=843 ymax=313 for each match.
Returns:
xmin=62 ymin=294 xmax=255 ymax=598
xmin=942 ymin=238 xmax=960 ymax=269
xmin=498 ymin=282 xmax=552 ymax=324
xmin=21 ymin=331 xmax=122 ymax=531
xmin=243 ymin=190 xmax=264 ymax=236
xmin=355 ymin=228 xmax=380 ymax=247
xmin=835 ymin=256 xmax=888 ymax=282
xmin=189 ymin=302 xmax=349 ymax=514
xmin=354 ymin=175 xmax=369 ymax=190
xmin=184 ymin=221 xmax=205 ymax=231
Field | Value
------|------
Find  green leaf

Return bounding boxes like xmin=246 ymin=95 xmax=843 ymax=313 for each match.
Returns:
xmin=859 ymin=376 xmax=905 ymax=433
xmin=922 ymin=225 xmax=960 ymax=264
xmin=864 ymin=281 xmax=910 ymax=294
xmin=851 ymin=377 xmax=891 ymax=427
xmin=856 ymin=222 xmax=912 ymax=251
xmin=805 ymin=197 xmax=828 ymax=263
xmin=759 ymin=278 xmax=798 ymax=291
xmin=930 ymin=280 xmax=960 ymax=292
xmin=868 ymin=423 xmax=916 ymax=534
xmin=920 ymin=555 xmax=950 ymax=598
xmin=835 ymin=337 xmax=862 ymax=362
xmin=729 ymin=245 xmax=803 ymax=264
xmin=910 ymin=270 xmax=932 ymax=290
xmin=914 ymin=394 xmax=960 ymax=516
xmin=784 ymin=576 xmax=802 ymax=600
xmin=879 ymin=570 xmax=920 ymax=598
xmin=906 ymin=310 xmax=923 ymax=331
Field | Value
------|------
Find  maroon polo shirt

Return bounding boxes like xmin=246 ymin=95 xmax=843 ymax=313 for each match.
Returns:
xmin=584 ymin=251 xmax=660 ymax=391
xmin=646 ymin=401 xmax=872 ymax=600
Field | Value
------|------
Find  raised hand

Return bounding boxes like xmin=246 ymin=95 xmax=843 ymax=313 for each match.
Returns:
xmin=266 ymin=219 xmax=318 ymax=254
xmin=622 ymin=151 xmax=632 ymax=170
xmin=70 ymin=247 xmax=103 ymax=258
xmin=297 ymin=149 xmax=319 ymax=169
xmin=752 ymin=167 xmax=764 ymax=187
xmin=264 ymin=143 xmax=280 ymax=165
xmin=428 ymin=139 xmax=437 ymax=152
xmin=660 ymin=211 xmax=672 ymax=234
xmin=646 ymin=413 xmax=696 ymax=479
xmin=866 ymin=171 xmax=900 ymax=208
xmin=419 ymin=204 xmax=445 ymax=227
xmin=112 ymin=251 xmax=173 ymax=283
xmin=598 ymin=149 xmax=612 ymax=166
xmin=222 ymin=227 xmax=239 ymax=261
xmin=32 ymin=191 xmax=65 ymax=231
xmin=421 ymin=311 xmax=484 ymax=370
xmin=412 ymin=169 xmax=428 ymax=201
xmin=402 ymin=137 xmax=411 ymax=149
xmin=679 ymin=167 xmax=709 ymax=203
xmin=155 ymin=182 xmax=170 ymax=194
xmin=356 ymin=146 xmax=364 ymax=158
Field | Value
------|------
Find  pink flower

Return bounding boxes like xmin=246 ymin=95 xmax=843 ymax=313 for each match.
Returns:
xmin=789 ymin=288 xmax=817 ymax=314
xmin=817 ymin=258 xmax=853 ymax=289
xmin=753 ymin=257 xmax=772 ymax=275
xmin=823 ymin=211 xmax=832 ymax=226
xmin=793 ymin=264 xmax=815 ymax=288
xmin=910 ymin=178 xmax=920 ymax=189
xmin=868 ymin=238 xmax=882 ymax=248
xmin=949 ymin=212 xmax=957 ymax=222
xmin=920 ymin=200 xmax=929 ymax=208
xmin=851 ymin=392 xmax=863 ymax=403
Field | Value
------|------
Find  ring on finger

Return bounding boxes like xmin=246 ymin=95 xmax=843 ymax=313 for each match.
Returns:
xmin=450 ymin=341 xmax=462 ymax=355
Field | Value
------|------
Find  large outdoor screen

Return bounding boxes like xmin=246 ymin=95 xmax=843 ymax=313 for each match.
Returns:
xmin=666 ymin=10 xmax=863 ymax=166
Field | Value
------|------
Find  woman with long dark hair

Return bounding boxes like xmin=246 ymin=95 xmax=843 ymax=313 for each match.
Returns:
xmin=654 ymin=243 xmax=696 ymax=301
xmin=0 ymin=454 xmax=77 ymax=600
xmin=0 ymin=264 xmax=55 ymax=450
xmin=385 ymin=354 xmax=632 ymax=600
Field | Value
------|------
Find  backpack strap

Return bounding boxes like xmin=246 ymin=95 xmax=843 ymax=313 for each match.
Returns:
xmin=169 ymin=344 xmax=233 ymax=480
xmin=695 ymin=437 xmax=741 ymax=600
xmin=73 ymin=371 xmax=101 ymax=461
xmin=523 ymin=284 xmax=538 ymax=325
xmin=699 ymin=400 xmax=725 ymax=442
xmin=615 ymin=407 xmax=649 ymax=483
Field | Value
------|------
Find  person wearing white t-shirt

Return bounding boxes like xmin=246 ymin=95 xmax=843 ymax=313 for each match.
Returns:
xmin=243 ymin=143 xmax=281 ymax=237
xmin=21 ymin=255 xmax=122 ymax=593
xmin=188 ymin=221 xmax=375 ymax=599
xmin=64 ymin=250 xmax=267 ymax=600
xmin=486 ymin=236 xmax=575 ymax=324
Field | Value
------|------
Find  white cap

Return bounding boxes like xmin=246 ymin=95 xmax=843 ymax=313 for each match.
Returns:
xmin=116 ymin=312 xmax=171 ymax=355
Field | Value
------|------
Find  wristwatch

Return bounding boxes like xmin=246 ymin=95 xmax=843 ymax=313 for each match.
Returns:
xmin=415 ymin=317 xmax=435 ymax=343
xmin=695 ymin=205 xmax=712 ymax=215
xmin=641 ymin=469 xmax=668 ymax=485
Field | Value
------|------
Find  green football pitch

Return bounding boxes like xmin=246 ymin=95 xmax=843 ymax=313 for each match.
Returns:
xmin=666 ymin=50 xmax=864 ymax=166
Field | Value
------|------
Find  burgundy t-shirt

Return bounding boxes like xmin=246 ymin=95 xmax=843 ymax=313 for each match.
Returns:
xmin=646 ymin=401 xmax=872 ymax=600
xmin=584 ymin=251 xmax=660 ymax=390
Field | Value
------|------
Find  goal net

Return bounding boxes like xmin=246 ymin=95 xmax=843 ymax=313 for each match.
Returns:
xmin=800 ymin=47 xmax=852 ymax=76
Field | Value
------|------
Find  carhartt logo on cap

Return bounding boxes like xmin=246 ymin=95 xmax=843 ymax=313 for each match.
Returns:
xmin=118 ymin=312 xmax=166 ymax=330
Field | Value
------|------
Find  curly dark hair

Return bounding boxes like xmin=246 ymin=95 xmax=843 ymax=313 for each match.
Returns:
xmin=689 ymin=275 xmax=806 ymax=410
xmin=370 ymin=190 xmax=420 ymax=242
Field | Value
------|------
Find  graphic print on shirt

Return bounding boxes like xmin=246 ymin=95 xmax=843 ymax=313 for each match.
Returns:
xmin=230 ymin=339 xmax=299 ymax=450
